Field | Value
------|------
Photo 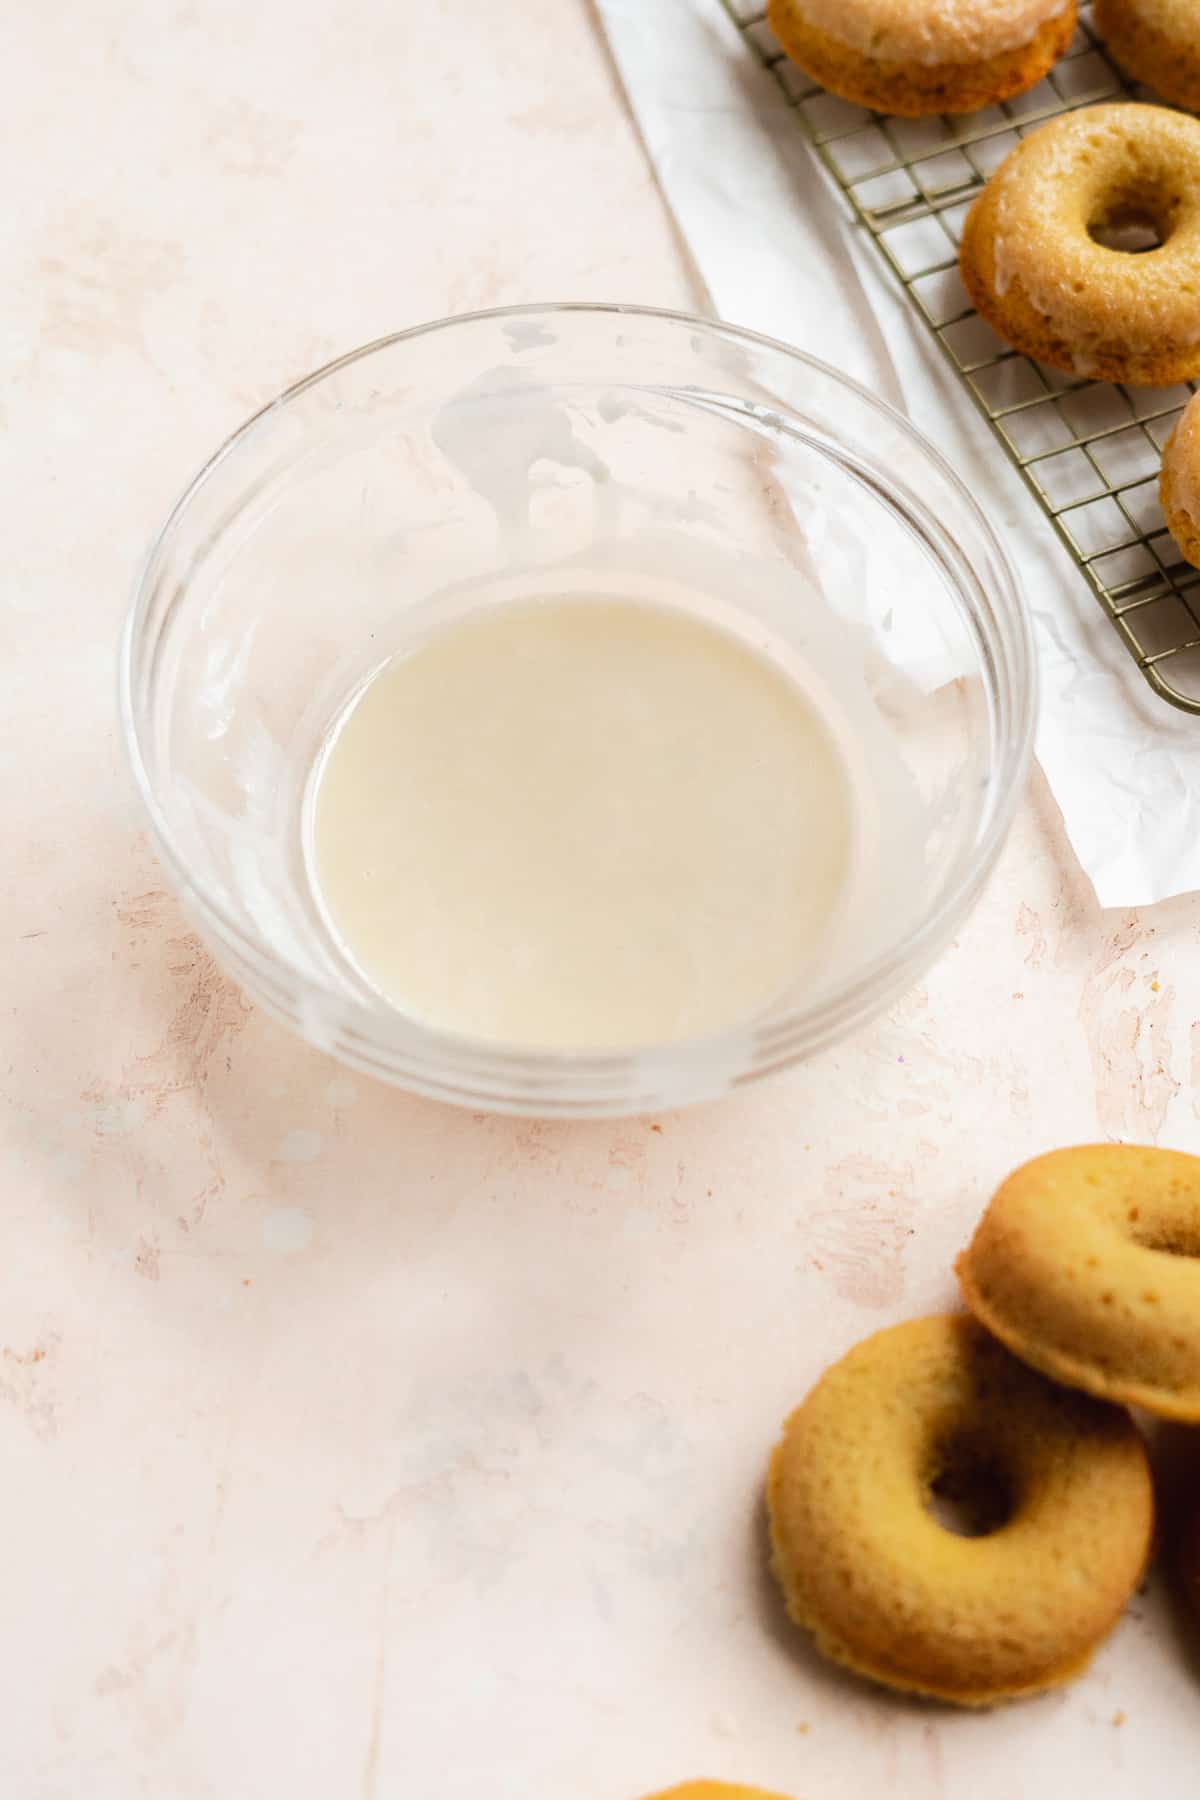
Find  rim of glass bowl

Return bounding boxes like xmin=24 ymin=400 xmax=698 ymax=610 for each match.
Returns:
xmin=119 ymin=302 xmax=1036 ymax=1115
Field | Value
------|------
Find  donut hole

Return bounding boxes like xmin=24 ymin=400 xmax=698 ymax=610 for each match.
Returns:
xmin=1132 ymin=1218 xmax=1200 ymax=1258
xmin=927 ymin=1435 xmax=1016 ymax=1538
xmin=1088 ymin=210 xmax=1164 ymax=254
xmin=1088 ymin=179 xmax=1178 ymax=254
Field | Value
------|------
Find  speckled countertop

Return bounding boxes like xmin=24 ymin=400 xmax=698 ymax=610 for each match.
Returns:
xmin=5 ymin=4 xmax=1200 ymax=1796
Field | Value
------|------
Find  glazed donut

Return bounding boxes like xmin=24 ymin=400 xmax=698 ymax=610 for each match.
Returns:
xmin=767 ymin=0 xmax=1077 ymax=118
xmin=1095 ymin=0 xmax=1200 ymax=114
xmin=957 ymin=1144 xmax=1200 ymax=1419
xmin=767 ymin=1314 xmax=1153 ymax=1705
xmin=960 ymin=103 xmax=1200 ymax=385
xmin=1160 ymin=392 xmax=1200 ymax=570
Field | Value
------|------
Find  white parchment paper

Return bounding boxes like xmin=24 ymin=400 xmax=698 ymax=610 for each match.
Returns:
xmin=597 ymin=0 xmax=1200 ymax=905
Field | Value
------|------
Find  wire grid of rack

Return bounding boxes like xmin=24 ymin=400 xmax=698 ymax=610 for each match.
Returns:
xmin=722 ymin=0 xmax=1200 ymax=713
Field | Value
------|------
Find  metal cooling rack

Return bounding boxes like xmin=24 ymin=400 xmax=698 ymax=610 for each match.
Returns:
xmin=722 ymin=0 xmax=1200 ymax=713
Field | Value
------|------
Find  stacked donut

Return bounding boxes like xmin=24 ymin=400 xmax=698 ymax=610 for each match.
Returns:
xmin=767 ymin=1144 xmax=1200 ymax=1706
xmin=769 ymin=0 xmax=1200 ymax=571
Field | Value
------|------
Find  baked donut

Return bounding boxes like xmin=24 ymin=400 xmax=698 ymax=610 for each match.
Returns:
xmin=957 ymin=1144 xmax=1200 ymax=1419
xmin=767 ymin=1314 xmax=1153 ymax=1705
xmin=1095 ymin=0 xmax=1200 ymax=114
xmin=1160 ymin=392 xmax=1200 ymax=570
xmin=959 ymin=103 xmax=1200 ymax=384
xmin=641 ymin=1787 xmax=792 ymax=1799
xmin=767 ymin=0 xmax=1077 ymax=118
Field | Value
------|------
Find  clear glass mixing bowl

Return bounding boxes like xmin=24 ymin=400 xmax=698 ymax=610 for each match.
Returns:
xmin=120 ymin=304 xmax=1035 ymax=1116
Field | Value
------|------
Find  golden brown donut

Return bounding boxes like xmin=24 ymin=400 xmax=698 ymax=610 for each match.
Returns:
xmin=640 ymin=1786 xmax=794 ymax=1799
xmin=1094 ymin=0 xmax=1200 ymax=113
xmin=767 ymin=0 xmax=1077 ymax=118
xmin=1160 ymin=392 xmax=1200 ymax=570
xmin=960 ymin=103 xmax=1200 ymax=385
xmin=767 ymin=1314 xmax=1153 ymax=1705
xmin=957 ymin=1144 xmax=1200 ymax=1419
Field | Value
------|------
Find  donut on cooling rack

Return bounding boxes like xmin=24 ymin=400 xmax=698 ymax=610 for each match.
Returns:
xmin=766 ymin=1314 xmax=1152 ymax=1705
xmin=1161 ymin=391 xmax=1200 ymax=570
xmin=959 ymin=103 xmax=1200 ymax=385
xmin=766 ymin=0 xmax=1078 ymax=117
xmin=957 ymin=1144 xmax=1200 ymax=1419
xmin=1095 ymin=0 xmax=1200 ymax=114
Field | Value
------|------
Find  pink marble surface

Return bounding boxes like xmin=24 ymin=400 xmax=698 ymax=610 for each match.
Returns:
xmin=6 ymin=3 xmax=1200 ymax=1796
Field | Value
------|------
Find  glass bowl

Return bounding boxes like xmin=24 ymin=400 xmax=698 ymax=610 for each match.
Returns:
xmin=120 ymin=303 xmax=1035 ymax=1117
